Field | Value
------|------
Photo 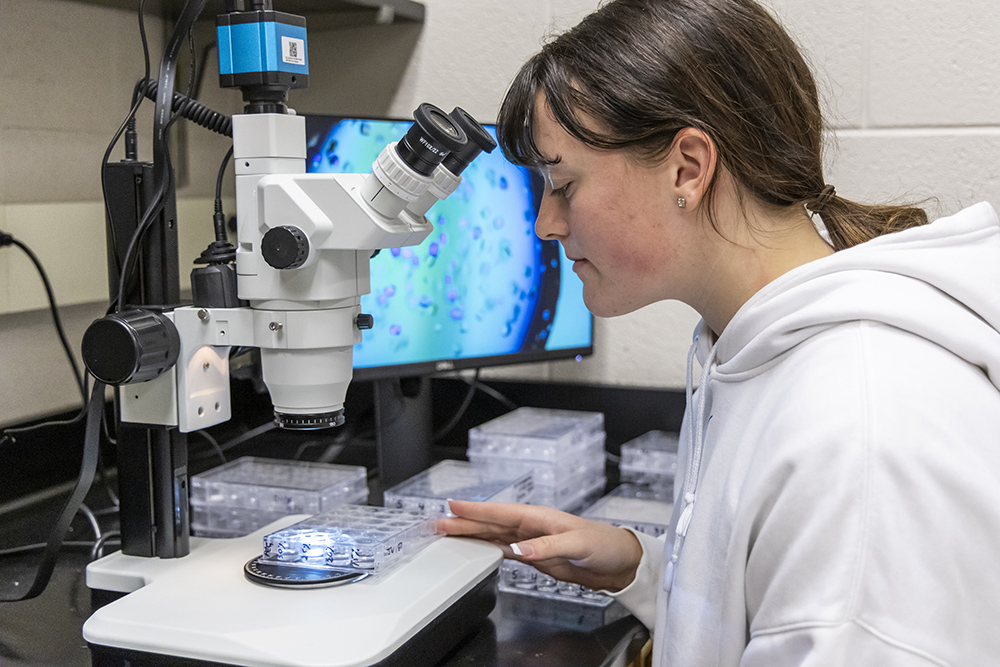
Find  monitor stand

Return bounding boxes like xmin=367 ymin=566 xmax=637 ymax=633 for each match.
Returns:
xmin=84 ymin=516 xmax=502 ymax=667
xmin=374 ymin=376 xmax=434 ymax=489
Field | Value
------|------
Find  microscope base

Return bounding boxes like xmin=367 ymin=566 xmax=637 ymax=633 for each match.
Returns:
xmin=84 ymin=517 xmax=503 ymax=667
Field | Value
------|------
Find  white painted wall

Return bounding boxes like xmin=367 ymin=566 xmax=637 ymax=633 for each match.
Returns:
xmin=400 ymin=0 xmax=1000 ymax=391
xmin=2 ymin=0 xmax=998 ymax=423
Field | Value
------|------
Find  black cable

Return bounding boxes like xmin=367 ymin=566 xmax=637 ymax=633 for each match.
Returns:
xmin=430 ymin=372 xmax=521 ymax=443
xmin=151 ymin=0 xmax=209 ymax=195
xmin=216 ymin=146 xmax=234 ymax=203
xmin=101 ymin=0 xmax=152 ymax=276
xmin=214 ymin=146 xmax=235 ymax=242
xmin=189 ymin=421 xmax=276 ymax=464
xmin=0 ymin=540 xmax=110 ymax=558
xmin=185 ymin=27 xmax=197 ymax=100
xmin=113 ymin=158 xmax=169 ymax=312
xmin=219 ymin=421 xmax=277 ymax=453
xmin=115 ymin=112 xmax=184 ymax=310
xmin=192 ymin=42 xmax=218 ymax=100
xmin=101 ymin=407 xmax=118 ymax=447
xmin=113 ymin=0 xmax=212 ymax=312
xmin=1 ymin=386 xmax=89 ymax=448
xmin=96 ymin=444 xmax=120 ymax=509
xmin=90 ymin=532 xmax=122 ymax=562
xmin=0 ymin=232 xmax=86 ymax=403
xmin=192 ymin=430 xmax=226 ymax=464
xmin=0 ymin=380 xmax=106 ymax=602
xmin=433 ymin=369 xmax=482 ymax=442
xmin=114 ymin=119 xmax=187 ymax=314
xmin=77 ymin=504 xmax=101 ymax=542
xmin=469 ymin=377 xmax=519 ymax=411
xmin=0 ymin=534 xmax=122 ymax=562
xmin=136 ymin=78 xmax=232 ymax=137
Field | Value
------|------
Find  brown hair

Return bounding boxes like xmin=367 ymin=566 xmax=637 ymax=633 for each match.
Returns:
xmin=497 ymin=0 xmax=927 ymax=250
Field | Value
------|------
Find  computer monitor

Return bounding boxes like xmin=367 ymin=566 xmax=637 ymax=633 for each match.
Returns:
xmin=303 ymin=114 xmax=594 ymax=486
xmin=304 ymin=114 xmax=594 ymax=379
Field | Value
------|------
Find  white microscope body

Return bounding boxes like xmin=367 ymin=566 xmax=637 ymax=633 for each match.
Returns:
xmin=85 ymin=108 xmax=504 ymax=667
xmin=119 ymin=107 xmax=467 ymax=435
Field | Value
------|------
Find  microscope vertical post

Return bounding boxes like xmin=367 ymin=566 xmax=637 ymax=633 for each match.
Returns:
xmin=101 ymin=160 xmax=189 ymax=558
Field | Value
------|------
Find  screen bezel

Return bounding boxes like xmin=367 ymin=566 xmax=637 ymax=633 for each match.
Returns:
xmin=302 ymin=113 xmax=595 ymax=381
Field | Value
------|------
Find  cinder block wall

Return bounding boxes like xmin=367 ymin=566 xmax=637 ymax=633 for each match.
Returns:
xmin=482 ymin=0 xmax=1000 ymax=390
xmin=2 ymin=0 xmax=997 ymax=424
xmin=405 ymin=0 xmax=1000 ymax=391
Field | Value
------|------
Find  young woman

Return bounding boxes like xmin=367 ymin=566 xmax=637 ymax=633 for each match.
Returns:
xmin=439 ymin=1 xmax=1000 ymax=665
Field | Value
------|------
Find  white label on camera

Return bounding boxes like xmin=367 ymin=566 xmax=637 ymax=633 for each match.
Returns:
xmin=282 ymin=37 xmax=305 ymax=66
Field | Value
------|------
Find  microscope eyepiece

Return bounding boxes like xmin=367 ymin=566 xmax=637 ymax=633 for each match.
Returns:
xmin=442 ymin=107 xmax=497 ymax=176
xmin=395 ymin=103 xmax=468 ymax=177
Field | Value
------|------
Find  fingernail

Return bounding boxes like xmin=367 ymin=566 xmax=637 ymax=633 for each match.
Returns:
xmin=510 ymin=542 xmax=533 ymax=558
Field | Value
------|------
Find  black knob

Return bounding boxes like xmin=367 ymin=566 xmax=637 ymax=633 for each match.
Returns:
xmin=356 ymin=314 xmax=374 ymax=330
xmin=261 ymin=226 xmax=309 ymax=270
xmin=82 ymin=309 xmax=180 ymax=385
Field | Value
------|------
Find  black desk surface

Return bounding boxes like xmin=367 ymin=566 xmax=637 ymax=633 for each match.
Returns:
xmin=0 ymin=502 xmax=648 ymax=667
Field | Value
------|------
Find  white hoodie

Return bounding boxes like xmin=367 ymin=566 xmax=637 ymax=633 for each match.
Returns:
xmin=613 ymin=202 xmax=1000 ymax=666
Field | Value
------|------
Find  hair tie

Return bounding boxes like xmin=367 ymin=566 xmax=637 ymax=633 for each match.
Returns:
xmin=807 ymin=184 xmax=836 ymax=214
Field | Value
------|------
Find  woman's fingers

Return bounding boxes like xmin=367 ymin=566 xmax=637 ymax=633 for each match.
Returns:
xmin=442 ymin=500 xmax=580 ymax=540
xmin=436 ymin=515 xmax=516 ymax=541
xmin=510 ymin=528 xmax=599 ymax=564
xmin=439 ymin=500 xmax=643 ymax=592
xmin=446 ymin=499 xmax=566 ymax=528
xmin=509 ymin=525 xmax=644 ymax=592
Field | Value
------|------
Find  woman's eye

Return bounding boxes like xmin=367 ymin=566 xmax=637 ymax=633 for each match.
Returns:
xmin=551 ymin=183 xmax=572 ymax=199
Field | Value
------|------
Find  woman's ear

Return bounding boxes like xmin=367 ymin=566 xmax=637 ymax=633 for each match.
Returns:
xmin=667 ymin=127 xmax=717 ymax=210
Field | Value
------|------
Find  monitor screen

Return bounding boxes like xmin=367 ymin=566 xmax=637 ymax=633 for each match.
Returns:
xmin=304 ymin=115 xmax=593 ymax=380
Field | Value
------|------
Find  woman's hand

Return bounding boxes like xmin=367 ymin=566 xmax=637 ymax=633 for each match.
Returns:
xmin=439 ymin=500 xmax=643 ymax=593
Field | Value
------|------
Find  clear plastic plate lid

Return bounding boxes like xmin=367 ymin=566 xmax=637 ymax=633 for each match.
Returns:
xmin=190 ymin=457 xmax=368 ymax=514
xmin=581 ymin=484 xmax=673 ymax=537
xmin=619 ymin=430 xmax=679 ymax=475
xmin=259 ymin=504 xmax=439 ymax=576
xmin=383 ymin=460 xmax=534 ymax=516
xmin=468 ymin=407 xmax=605 ymax=461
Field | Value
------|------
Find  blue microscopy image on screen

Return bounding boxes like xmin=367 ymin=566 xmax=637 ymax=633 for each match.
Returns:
xmin=305 ymin=117 xmax=590 ymax=372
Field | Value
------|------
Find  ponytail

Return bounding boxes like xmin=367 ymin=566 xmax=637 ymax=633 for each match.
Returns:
xmin=806 ymin=188 xmax=929 ymax=251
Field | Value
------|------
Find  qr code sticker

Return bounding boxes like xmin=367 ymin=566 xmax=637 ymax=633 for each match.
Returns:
xmin=282 ymin=36 xmax=305 ymax=66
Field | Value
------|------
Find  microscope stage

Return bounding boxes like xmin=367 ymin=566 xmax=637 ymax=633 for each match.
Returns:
xmin=84 ymin=516 xmax=502 ymax=667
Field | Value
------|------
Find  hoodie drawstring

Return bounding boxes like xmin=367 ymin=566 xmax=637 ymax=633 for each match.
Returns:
xmin=665 ymin=331 xmax=717 ymax=593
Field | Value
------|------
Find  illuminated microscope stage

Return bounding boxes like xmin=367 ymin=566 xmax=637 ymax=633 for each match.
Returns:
xmin=84 ymin=517 xmax=502 ymax=667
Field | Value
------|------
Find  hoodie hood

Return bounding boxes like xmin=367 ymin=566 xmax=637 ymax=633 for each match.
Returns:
xmin=712 ymin=202 xmax=1000 ymax=391
xmin=666 ymin=202 xmax=1000 ymax=598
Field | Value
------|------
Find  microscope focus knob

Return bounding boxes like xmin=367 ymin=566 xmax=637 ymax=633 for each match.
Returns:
xmin=261 ymin=226 xmax=309 ymax=270
xmin=82 ymin=309 xmax=180 ymax=385
xmin=356 ymin=314 xmax=374 ymax=330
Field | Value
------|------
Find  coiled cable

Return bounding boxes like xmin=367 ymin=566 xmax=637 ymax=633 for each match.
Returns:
xmin=137 ymin=78 xmax=232 ymax=137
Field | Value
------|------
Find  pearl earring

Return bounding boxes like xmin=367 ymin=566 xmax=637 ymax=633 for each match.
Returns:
xmin=677 ymin=197 xmax=687 ymax=209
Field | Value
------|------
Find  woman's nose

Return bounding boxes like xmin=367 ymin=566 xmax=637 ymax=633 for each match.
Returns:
xmin=535 ymin=194 xmax=568 ymax=241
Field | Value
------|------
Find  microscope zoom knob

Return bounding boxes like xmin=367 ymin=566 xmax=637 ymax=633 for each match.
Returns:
xmin=262 ymin=225 xmax=309 ymax=270
xmin=82 ymin=309 xmax=180 ymax=385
